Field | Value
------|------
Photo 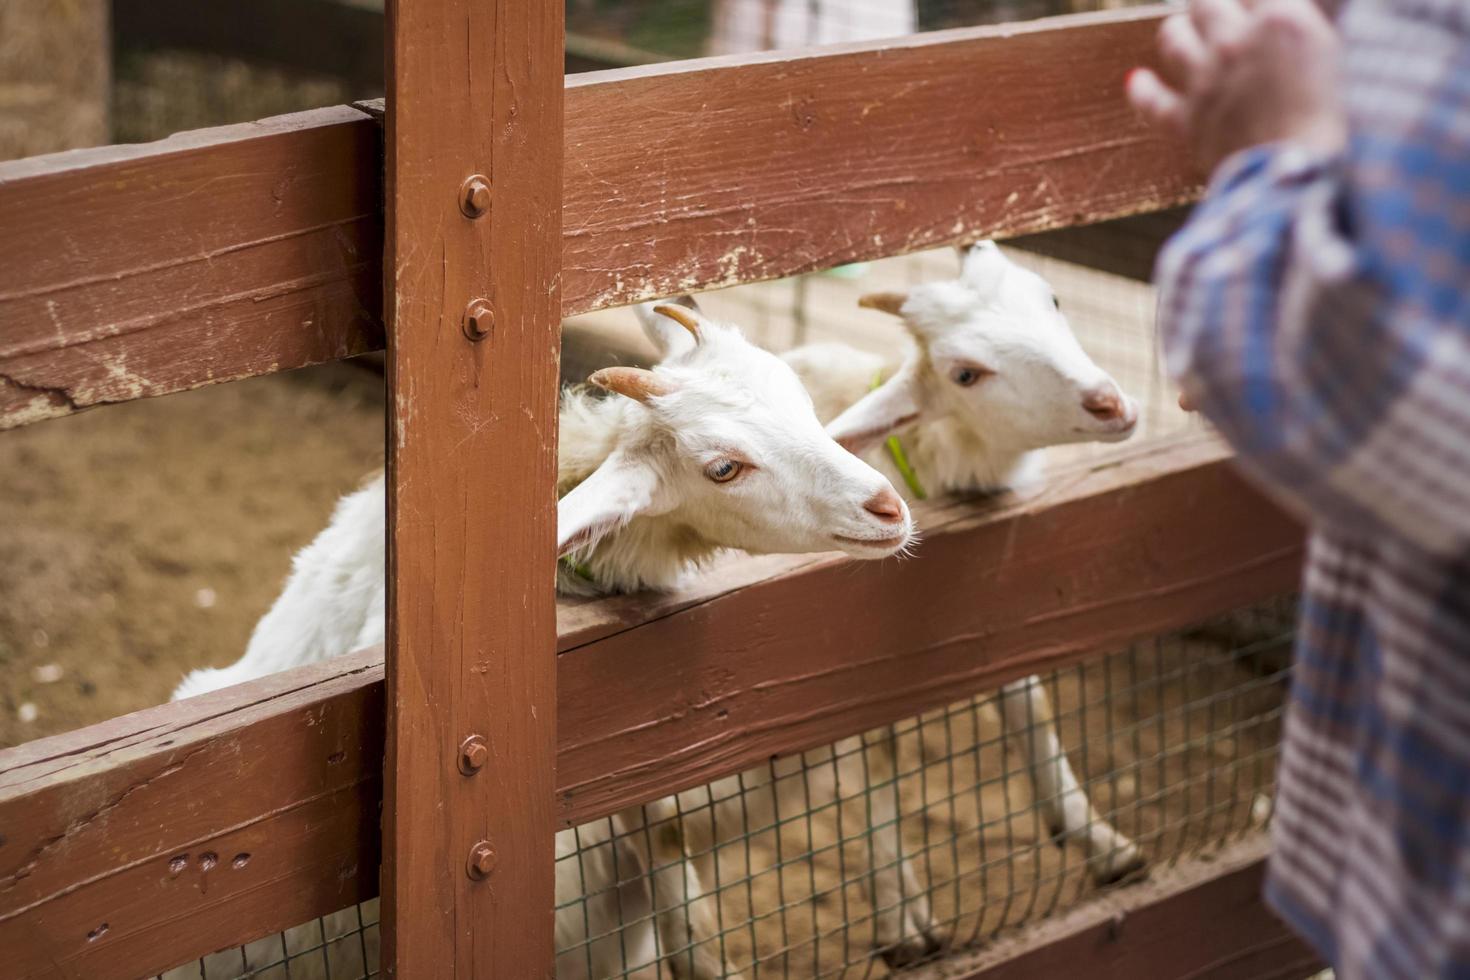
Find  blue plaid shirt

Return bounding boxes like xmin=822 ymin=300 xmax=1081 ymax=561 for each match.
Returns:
xmin=1155 ymin=2 xmax=1470 ymax=976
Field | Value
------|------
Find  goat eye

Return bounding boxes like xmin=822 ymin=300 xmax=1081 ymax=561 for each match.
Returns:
xmin=1052 ymin=295 xmax=1061 ymax=311
xmin=950 ymin=365 xmax=990 ymax=388
xmin=705 ymin=458 xmax=744 ymax=483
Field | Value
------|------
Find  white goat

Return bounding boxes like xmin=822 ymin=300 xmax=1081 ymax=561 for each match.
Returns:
xmin=172 ymin=303 xmax=913 ymax=980
xmin=642 ymin=243 xmax=1147 ymax=968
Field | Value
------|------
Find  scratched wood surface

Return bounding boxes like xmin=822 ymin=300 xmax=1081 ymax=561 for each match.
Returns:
xmin=0 ymin=434 xmax=1303 ymax=979
xmin=0 ymin=106 xmax=385 ymax=429
xmin=909 ymin=836 xmax=1322 ymax=980
xmin=0 ymin=647 xmax=384 ymax=980
xmin=379 ymin=0 xmax=563 ymax=974
xmin=0 ymin=5 xmax=1197 ymax=430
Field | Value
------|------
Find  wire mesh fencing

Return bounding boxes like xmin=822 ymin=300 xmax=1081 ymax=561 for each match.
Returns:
xmin=551 ymin=598 xmax=1295 ymax=978
xmin=155 ymin=901 xmax=379 ymax=980
xmin=154 ymin=598 xmax=1293 ymax=980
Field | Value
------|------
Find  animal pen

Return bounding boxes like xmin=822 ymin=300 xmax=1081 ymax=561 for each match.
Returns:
xmin=0 ymin=2 xmax=1323 ymax=978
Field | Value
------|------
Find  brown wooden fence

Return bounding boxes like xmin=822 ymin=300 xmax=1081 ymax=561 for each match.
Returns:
xmin=0 ymin=4 xmax=1320 ymax=977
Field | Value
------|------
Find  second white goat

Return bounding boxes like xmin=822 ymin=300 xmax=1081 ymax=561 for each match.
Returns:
xmin=641 ymin=243 xmax=1147 ymax=968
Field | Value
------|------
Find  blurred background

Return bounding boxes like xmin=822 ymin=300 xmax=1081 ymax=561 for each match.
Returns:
xmin=2 ymin=0 xmax=1147 ymax=159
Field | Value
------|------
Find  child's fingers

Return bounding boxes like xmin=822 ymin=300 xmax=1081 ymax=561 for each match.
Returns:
xmin=1189 ymin=0 xmax=1248 ymax=45
xmin=1126 ymin=68 xmax=1187 ymax=134
xmin=1159 ymin=13 xmax=1210 ymax=88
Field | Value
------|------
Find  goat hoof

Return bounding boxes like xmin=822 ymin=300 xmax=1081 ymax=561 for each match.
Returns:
xmin=1089 ymin=844 xmax=1149 ymax=887
xmin=878 ymin=930 xmax=946 ymax=970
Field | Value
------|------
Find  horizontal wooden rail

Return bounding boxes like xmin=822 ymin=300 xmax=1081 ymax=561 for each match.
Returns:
xmin=0 ymin=5 xmax=1197 ymax=429
xmin=0 ymin=434 xmax=1301 ymax=978
xmin=911 ymin=835 xmax=1323 ymax=980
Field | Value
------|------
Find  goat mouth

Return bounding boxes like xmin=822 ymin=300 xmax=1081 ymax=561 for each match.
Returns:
xmin=832 ymin=532 xmax=910 ymax=553
xmin=1074 ymin=417 xmax=1137 ymax=440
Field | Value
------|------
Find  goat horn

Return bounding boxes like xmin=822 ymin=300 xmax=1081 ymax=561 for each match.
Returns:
xmin=590 ymin=366 xmax=676 ymax=404
xmin=651 ymin=304 xmax=704 ymax=345
xmin=858 ymin=292 xmax=908 ymax=316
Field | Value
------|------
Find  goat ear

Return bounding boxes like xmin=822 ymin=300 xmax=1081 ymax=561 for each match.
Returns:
xmin=635 ymin=298 xmax=705 ymax=360
xmin=825 ymin=364 xmax=928 ymax=456
xmin=557 ymin=454 xmax=666 ymax=558
xmin=590 ymin=366 xmax=677 ymax=404
xmin=958 ymin=240 xmax=1007 ymax=296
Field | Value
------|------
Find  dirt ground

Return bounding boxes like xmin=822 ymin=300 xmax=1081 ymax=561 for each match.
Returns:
xmin=0 ymin=361 xmax=385 ymax=747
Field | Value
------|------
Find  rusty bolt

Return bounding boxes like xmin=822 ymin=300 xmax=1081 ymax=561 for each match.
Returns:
xmin=459 ymin=174 xmax=491 ymax=218
xmin=463 ymin=299 xmax=494 ymax=342
xmin=458 ymin=734 xmax=488 ymax=775
xmin=466 ymin=841 xmax=498 ymax=880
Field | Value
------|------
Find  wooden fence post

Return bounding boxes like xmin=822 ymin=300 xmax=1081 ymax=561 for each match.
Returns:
xmin=381 ymin=0 xmax=563 ymax=975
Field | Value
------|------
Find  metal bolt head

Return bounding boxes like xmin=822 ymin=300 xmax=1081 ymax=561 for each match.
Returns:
xmin=466 ymin=841 xmax=497 ymax=880
xmin=459 ymin=175 xmax=491 ymax=218
xmin=458 ymin=735 xmax=488 ymax=775
xmin=463 ymin=299 xmax=494 ymax=342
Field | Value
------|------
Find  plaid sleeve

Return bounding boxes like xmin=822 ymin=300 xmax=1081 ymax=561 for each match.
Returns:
xmin=1156 ymin=9 xmax=1470 ymax=557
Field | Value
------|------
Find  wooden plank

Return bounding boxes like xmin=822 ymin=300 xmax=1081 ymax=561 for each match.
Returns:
xmin=1007 ymin=207 xmax=1190 ymax=282
xmin=557 ymin=6 xmax=1195 ymax=313
xmin=0 ymin=648 xmax=383 ymax=980
xmin=0 ymin=106 xmax=385 ymax=429
xmin=380 ymin=0 xmax=562 ymax=975
xmin=909 ymin=836 xmax=1323 ymax=980
xmin=0 ymin=436 xmax=1304 ymax=978
xmin=0 ymin=6 xmax=1198 ymax=430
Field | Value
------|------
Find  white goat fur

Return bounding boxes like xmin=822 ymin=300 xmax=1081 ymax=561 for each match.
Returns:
xmin=644 ymin=243 xmax=1146 ymax=966
xmin=172 ymin=305 xmax=914 ymax=980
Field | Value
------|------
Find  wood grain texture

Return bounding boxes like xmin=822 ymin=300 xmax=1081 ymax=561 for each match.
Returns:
xmin=0 ymin=5 xmax=1196 ymax=429
xmin=908 ymin=835 xmax=1323 ymax=980
xmin=380 ymin=0 xmax=563 ymax=975
xmin=0 ymin=106 xmax=385 ymax=429
xmin=0 ymin=436 xmax=1304 ymax=978
xmin=0 ymin=648 xmax=383 ymax=980
xmin=558 ymin=6 xmax=1196 ymax=313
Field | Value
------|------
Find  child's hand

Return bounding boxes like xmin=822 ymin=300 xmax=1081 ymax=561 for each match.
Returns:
xmin=1128 ymin=0 xmax=1347 ymax=171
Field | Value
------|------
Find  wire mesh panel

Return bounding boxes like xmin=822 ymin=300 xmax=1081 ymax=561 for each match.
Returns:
xmin=553 ymin=598 xmax=1295 ymax=979
xmin=154 ymin=901 xmax=379 ymax=980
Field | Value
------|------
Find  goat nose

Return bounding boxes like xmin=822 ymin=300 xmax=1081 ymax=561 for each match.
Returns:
xmin=864 ymin=487 xmax=905 ymax=524
xmin=1082 ymin=385 xmax=1126 ymax=422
